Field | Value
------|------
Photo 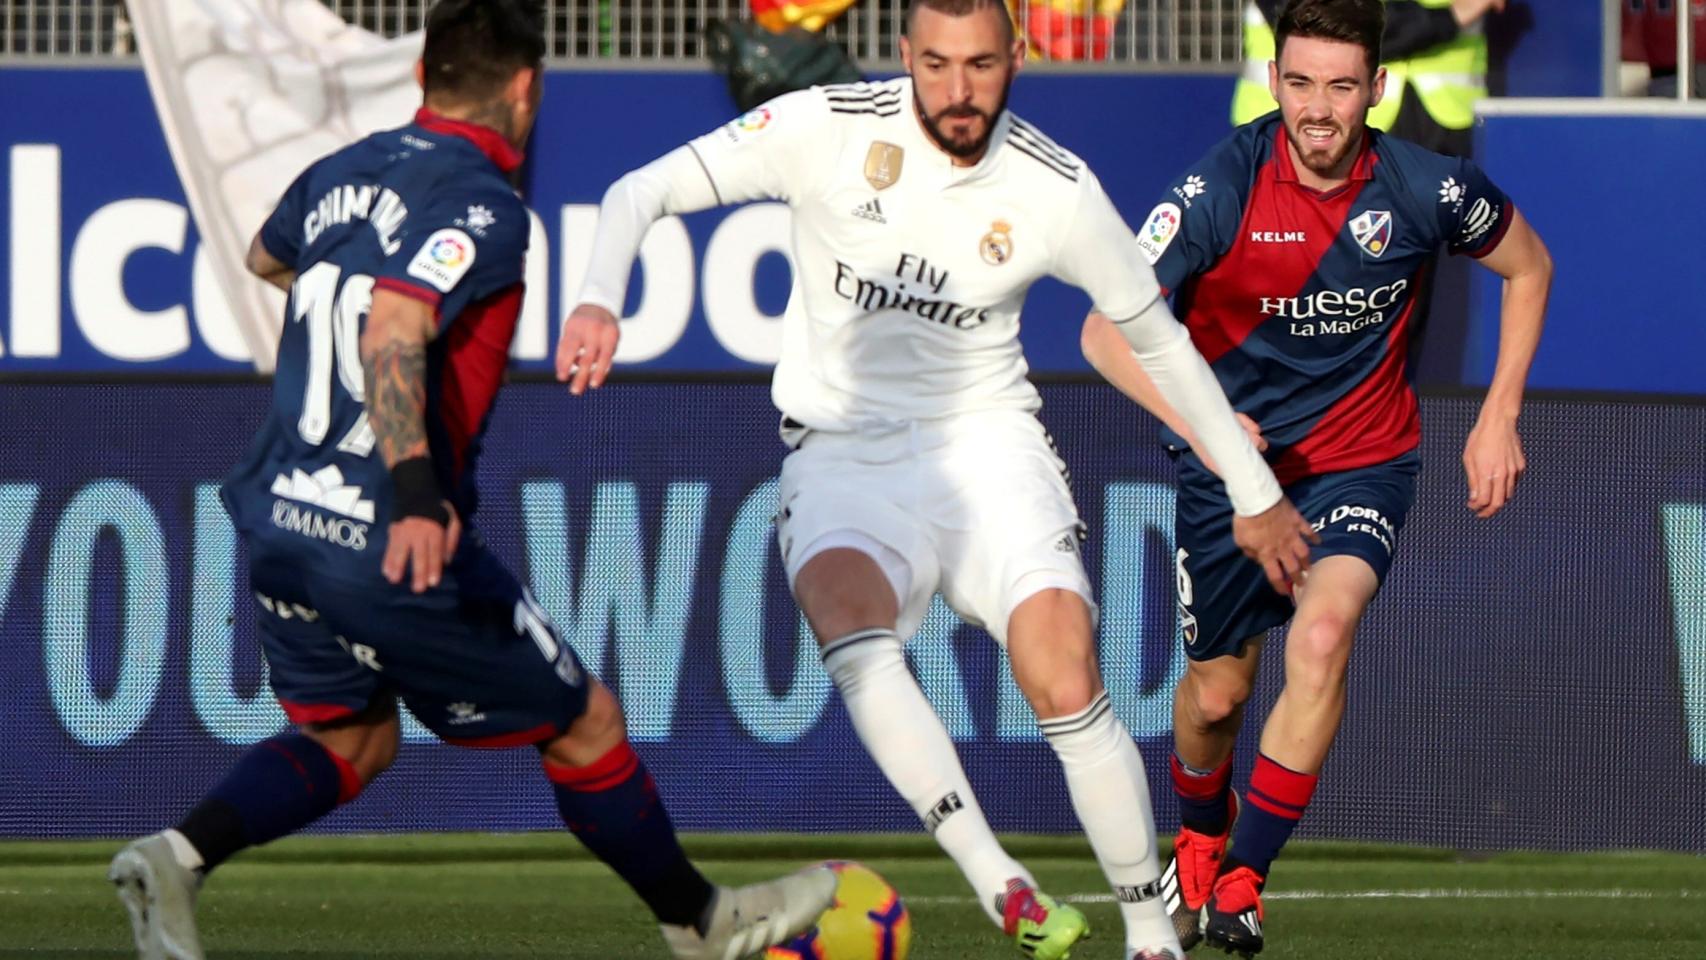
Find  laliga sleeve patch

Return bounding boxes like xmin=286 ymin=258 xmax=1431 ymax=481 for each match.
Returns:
xmin=406 ymin=228 xmax=477 ymax=293
xmin=721 ymin=105 xmax=775 ymax=143
xmin=1136 ymin=202 xmax=1183 ymax=265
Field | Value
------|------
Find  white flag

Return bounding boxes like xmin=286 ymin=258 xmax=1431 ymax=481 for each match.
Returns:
xmin=129 ymin=0 xmax=421 ymax=371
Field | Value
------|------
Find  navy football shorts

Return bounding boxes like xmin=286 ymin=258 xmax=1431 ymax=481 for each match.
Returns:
xmin=1173 ymin=451 xmax=1420 ymax=662
xmin=246 ymin=532 xmax=589 ymax=747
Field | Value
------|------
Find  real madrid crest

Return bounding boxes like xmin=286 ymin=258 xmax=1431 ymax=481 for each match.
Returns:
xmin=864 ymin=142 xmax=903 ymax=191
xmin=980 ymin=220 xmax=1014 ymax=266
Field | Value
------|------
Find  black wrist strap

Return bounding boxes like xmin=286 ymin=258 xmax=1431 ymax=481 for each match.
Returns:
xmin=391 ymin=457 xmax=448 ymax=525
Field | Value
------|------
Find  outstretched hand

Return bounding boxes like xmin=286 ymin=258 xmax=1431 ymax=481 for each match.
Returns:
xmin=556 ymin=304 xmax=620 ymax=395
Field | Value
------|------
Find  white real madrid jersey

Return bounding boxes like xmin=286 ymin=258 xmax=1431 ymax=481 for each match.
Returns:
xmin=576 ymin=78 xmax=1283 ymax=515
xmin=586 ymin=78 xmax=1165 ymax=433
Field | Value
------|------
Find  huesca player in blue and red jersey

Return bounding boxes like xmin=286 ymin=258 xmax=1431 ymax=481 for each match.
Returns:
xmin=1082 ymin=0 xmax=1552 ymax=954
xmin=105 ymin=4 xmax=833 ymax=958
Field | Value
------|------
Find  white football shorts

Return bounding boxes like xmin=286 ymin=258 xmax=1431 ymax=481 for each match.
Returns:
xmin=776 ymin=408 xmax=1094 ymax=645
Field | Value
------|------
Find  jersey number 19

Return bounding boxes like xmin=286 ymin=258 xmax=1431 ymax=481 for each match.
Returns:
xmin=291 ymin=262 xmax=377 ymax=455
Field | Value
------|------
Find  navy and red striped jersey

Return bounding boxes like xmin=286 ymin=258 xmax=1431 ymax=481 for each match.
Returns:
xmin=222 ymin=110 xmax=530 ymax=581
xmin=1138 ymin=113 xmax=1511 ymax=484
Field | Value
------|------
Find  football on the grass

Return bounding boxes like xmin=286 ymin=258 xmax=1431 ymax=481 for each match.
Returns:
xmin=765 ymin=861 xmax=911 ymax=960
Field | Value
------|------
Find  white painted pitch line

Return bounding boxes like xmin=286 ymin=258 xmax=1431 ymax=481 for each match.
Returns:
xmin=906 ymin=888 xmax=1695 ymax=906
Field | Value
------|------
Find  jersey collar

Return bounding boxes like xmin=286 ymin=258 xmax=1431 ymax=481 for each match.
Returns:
xmin=414 ymin=108 xmax=524 ymax=174
xmin=969 ymin=111 xmax=1015 ymax=182
xmin=1271 ymin=121 xmax=1377 ymax=192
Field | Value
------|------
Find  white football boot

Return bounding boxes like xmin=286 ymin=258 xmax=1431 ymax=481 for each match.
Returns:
xmin=660 ymin=863 xmax=838 ymax=960
xmin=108 ymin=833 xmax=205 ymax=960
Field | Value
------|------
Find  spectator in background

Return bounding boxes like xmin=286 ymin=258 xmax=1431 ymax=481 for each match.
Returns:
xmin=1624 ymin=0 xmax=1705 ymax=97
xmin=1235 ymin=0 xmax=1503 ymax=156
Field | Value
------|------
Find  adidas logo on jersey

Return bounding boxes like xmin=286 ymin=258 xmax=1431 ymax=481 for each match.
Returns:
xmin=852 ymin=197 xmax=887 ymax=223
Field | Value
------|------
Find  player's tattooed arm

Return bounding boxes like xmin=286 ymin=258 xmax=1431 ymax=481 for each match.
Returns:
xmin=244 ymin=232 xmax=295 ymax=292
xmin=363 ymin=289 xmax=457 ymax=592
xmin=360 ymin=290 xmax=437 ymax=467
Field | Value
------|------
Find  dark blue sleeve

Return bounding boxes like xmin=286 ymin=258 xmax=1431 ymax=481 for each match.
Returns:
xmin=257 ymin=167 xmax=314 ymax=267
xmin=1140 ymin=140 xmax=1249 ymax=295
xmin=373 ymin=187 xmax=530 ymax=333
xmin=1434 ymin=156 xmax=1513 ymax=259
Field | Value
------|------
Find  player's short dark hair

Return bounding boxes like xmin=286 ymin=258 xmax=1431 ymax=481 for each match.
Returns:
xmin=421 ymin=0 xmax=546 ymax=102
xmin=1275 ymin=0 xmax=1385 ymax=78
xmin=905 ymin=0 xmax=1016 ymax=45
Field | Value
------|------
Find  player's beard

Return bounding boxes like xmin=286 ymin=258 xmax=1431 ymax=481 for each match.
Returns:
xmin=914 ymin=74 xmax=1013 ymax=160
xmin=1286 ymin=117 xmax=1363 ymax=179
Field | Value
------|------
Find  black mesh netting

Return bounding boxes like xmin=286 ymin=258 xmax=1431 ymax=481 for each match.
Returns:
xmin=1 ymin=381 xmax=1702 ymax=851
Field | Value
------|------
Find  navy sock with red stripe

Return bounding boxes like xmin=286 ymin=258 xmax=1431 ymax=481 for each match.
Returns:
xmin=1227 ymin=752 xmax=1319 ymax=879
xmin=175 ymin=733 xmax=363 ymax=872
xmin=546 ymin=741 xmax=714 ymax=930
xmin=1170 ymin=752 xmax=1235 ymax=835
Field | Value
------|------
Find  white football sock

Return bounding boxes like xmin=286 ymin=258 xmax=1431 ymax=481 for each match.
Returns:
xmin=1040 ymin=691 xmax=1181 ymax=954
xmin=823 ymin=628 xmax=1031 ymax=926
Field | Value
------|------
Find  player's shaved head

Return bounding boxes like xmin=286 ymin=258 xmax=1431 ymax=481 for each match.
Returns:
xmin=905 ymin=0 xmax=1016 ymax=45
xmin=1275 ymin=0 xmax=1385 ymax=78
xmin=421 ymin=0 xmax=547 ymax=103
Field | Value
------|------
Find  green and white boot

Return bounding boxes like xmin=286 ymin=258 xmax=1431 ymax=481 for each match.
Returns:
xmin=1000 ymin=878 xmax=1090 ymax=960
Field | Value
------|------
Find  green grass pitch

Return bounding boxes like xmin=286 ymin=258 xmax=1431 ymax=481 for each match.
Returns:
xmin=2 ymin=833 xmax=1702 ymax=958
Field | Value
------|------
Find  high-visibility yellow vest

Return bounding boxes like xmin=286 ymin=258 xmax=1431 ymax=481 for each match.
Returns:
xmin=1231 ymin=0 xmax=1486 ymax=131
